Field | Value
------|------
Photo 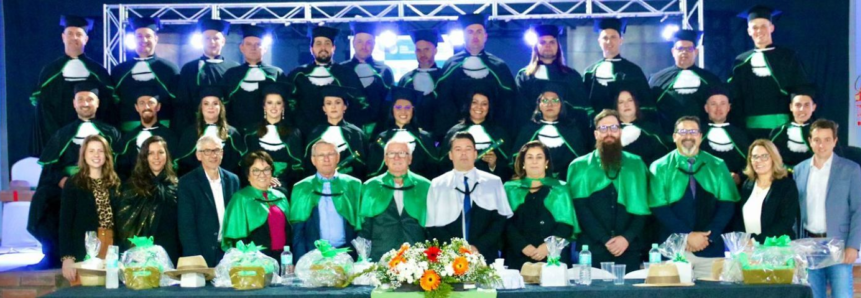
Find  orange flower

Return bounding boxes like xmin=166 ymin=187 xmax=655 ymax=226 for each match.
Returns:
xmin=388 ymin=255 xmax=405 ymax=269
xmin=453 ymin=256 xmax=469 ymax=276
xmin=459 ymin=246 xmax=472 ymax=255
xmin=420 ymin=270 xmax=441 ymax=291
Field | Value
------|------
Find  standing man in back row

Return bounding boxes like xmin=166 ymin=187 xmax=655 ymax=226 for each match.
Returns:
xmin=341 ymin=22 xmax=394 ymax=137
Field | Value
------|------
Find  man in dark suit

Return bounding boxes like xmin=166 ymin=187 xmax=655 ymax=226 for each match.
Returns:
xmin=178 ymin=135 xmax=240 ymax=267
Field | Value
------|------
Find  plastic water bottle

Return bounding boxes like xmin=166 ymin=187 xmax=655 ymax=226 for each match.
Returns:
xmin=579 ymin=245 xmax=592 ymax=286
xmin=649 ymin=243 xmax=662 ymax=264
xmin=281 ymin=246 xmax=295 ymax=284
xmin=105 ymin=245 xmax=119 ymax=289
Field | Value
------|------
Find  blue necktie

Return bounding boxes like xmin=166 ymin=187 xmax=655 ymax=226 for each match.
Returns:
xmin=463 ymin=176 xmax=472 ymax=241
xmin=688 ymin=158 xmax=697 ymax=200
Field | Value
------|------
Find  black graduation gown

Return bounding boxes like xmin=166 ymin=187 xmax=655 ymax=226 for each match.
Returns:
xmin=286 ymin=63 xmax=366 ymax=134
xmin=620 ymin=120 xmax=669 ymax=166
xmin=174 ymin=124 xmax=247 ymax=176
xmin=573 ymin=185 xmax=645 ymax=272
xmin=58 ymin=180 xmax=120 ymax=262
xmin=117 ymin=174 xmax=181 ymax=264
xmin=111 ymin=55 xmax=180 ymax=132
xmin=583 ymin=55 xmax=655 ymax=121
xmin=504 ymin=187 xmax=573 ymax=271
xmin=728 ymin=45 xmax=810 ymax=139
xmin=243 ymin=122 xmax=305 ymax=188
xmin=441 ymin=121 xmax=512 ymax=182
xmin=649 ymin=66 xmax=722 ymax=134
xmin=769 ymin=122 xmax=812 ymax=168
xmin=434 ymin=50 xmax=518 ymax=138
xmin=397 ymin=67 xmax=441 ymax=135
xmin=303 ymin=120 xmax=368 ymax=180
xmin=367 ymin=126 xmax=438 ymax=178
xmin=512 ymin=120 xmax=587 ymax=180
xmin=115 ymin=125 xmax=178 ymax=180
xmin=174 ymin=55 xmax=239 ymax=135
xmin=515 ymin=63 xmax=591 ymax=134
xmin=222 ymin=62 xmax=285 ymax=132
xmin=702 ymin=123 xmax=751 ymax=176
xmin=426 ymin=206 xmax=506 ymax=263
xmin=340 ymin=57 xmax=394 ymax=136
xmin=30 ymin=54 xmax=116 ymax=156
xmin=359 ymin=199 xmax=426 ymax=262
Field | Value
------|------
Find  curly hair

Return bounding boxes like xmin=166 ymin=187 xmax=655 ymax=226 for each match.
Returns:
xmin=127 ymin=136 xmax=178 ymax=197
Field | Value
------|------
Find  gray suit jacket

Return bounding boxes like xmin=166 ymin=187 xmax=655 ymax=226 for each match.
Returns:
xmin=795 ymin=155 xmax=861 ymax=250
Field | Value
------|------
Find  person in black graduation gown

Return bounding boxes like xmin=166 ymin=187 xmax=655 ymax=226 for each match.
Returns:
xmin=303 ymin=85 xmax=368 ymax=179
xmin=174 ymin=18 xmax=239 ymax=135
xmin=513 ymin=80 xmax=587 ymax=179
xmin=615 ymin=88 xmax=668 ymax=166
xmin=222 ymin=25 xmax=286 ymax=132
xmin=30 ymin=16 xmax=116 ymax=156
xmin=243 ymin=82 xmax=304 ymax=189
xmin=287 ymin=26 xmax=367 ymax=135
xmin=59 ymin=135 xmax=122 ymax=283
xmin=650 ymin=29 xmax=722 ymax=134
xmin=583 ymin=18 xmax=655 ymax=122
xmin=28 ymin=82 xmax=121 ymax=269
xmin=341 ymin=22 xmax=394 ymax=137
xmin=702 ymin=86 xmax=750 ymax=185
xmin=174 ymin=86 xmax=247 ymax=176
xmin=112 ymin=17 xmax=180 ymax=133
xmin=117 ymin=136 xmax=181 ymax=264
xmin=367 ymin=87 xmax=438 ymax=178
xmin=515 ymin=25 xmax=590 ymax=136
xmin=729 ymin=5 xmax=811 ymax=139
xmin=441 ymin=80 xmax=512 ymax=182
xmin=434 ymin=14 xmax=518 ymax=138
xmin=769 ymin=84 xmax=817 ymax=169
xmin=504 ymin=141 xmax=577 ymax=270
xmin=115 ymin=86 xmax=178 ymax=180
xmin=397 ymin=29 xmax=442 ymax=136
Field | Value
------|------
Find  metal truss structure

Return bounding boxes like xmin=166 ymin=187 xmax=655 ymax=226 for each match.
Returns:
xmin=103 ymin=0 xmax=704 ymax=71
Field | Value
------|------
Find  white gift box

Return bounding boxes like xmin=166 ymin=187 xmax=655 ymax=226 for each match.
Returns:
xmin=180 ymin=273 xmax=206 ymax=288
xmin=673 ymin=261 xmax=693 ymax=283
xmin=495 ymin=269 xmax=525 ymax=289
xmin=540 ymin=263 xmax=568 ymax=287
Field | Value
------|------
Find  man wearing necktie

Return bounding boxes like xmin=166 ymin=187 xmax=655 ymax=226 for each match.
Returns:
xmin=426 ymin=132 xmax=512 ymax=262
xmin=648 ymin=116 xmax=739 ymax=279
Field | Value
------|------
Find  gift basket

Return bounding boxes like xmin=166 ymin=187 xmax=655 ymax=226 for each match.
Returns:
xmin=540 ymin=236 xmax=569 ymax=287
xmin=659 ymin=233 xmax=692 ymax=283
xmin=350 ymin=237 xmax=375 ymax=286
xmin=719 ymin=232 xmax=753 ymax=283
xmin=295 ymin=240 xmax=355 ymax=287
xmin=212 ymin=241 xmax=279 ymax=290
xmin=737 ymin=235 xmax=796 ymax=284
xmin=119 ymin=236 xmax=176 ymax=290
xmin=790 ymin=237 xmax=845 ymax=284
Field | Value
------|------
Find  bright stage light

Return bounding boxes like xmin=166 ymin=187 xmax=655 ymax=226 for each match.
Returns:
xmin=524 ymin=29 xmax=538 ymax=46
xmin=448 ymin=29 xmax=464 ymax=47
xmin=190 ymin=32 xmax=203 ymax=50
xmin=662 ymin=24 xmax=680 ymax=41
xmin=262 ymin=34 xmax=273 ymax=47
xmin=124 ymin=33 xmax=137 ymax=50
xmin=378 ymin=30 xmax=398 ymax=49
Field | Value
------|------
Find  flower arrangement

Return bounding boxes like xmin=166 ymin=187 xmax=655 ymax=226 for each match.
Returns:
xmin=374 ymin=238 xmax=500 ymax=298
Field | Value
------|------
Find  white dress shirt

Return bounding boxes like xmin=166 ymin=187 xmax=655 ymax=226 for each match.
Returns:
xmin=743 ymin=184 xmax=771 ymax=235
xmin=394 ymin=181 xmax=404 ymax=215
xmin=205 ymin=169 xmax=226 ymax=241
xmin=806 ymin=155 xmax=833 ymax=234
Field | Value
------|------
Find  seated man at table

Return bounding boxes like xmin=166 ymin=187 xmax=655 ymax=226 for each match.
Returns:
xmin=290 ymin=140 xmax=362 ymax=260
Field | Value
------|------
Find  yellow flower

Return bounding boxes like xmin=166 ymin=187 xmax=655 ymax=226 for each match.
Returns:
xmin=420 ymin=270 xmax=441 ymax=291
xmin=453 ymin=256 xmax=469 ymax=276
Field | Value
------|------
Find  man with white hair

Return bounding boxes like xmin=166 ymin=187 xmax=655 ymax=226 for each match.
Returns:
xmin=178 ymin=135 xmax=241 ymax=267
xmin=359 ymin=141 xmax=431 ymax=261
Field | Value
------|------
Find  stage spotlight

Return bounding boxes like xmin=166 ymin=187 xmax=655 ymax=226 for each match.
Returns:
xmin=448 ymin=29 xmax=464 ymax=47
xmin=124 ymin=33 xmax=137 ymax=50
xmin=262 ymin=34 xmax=274 ymax=47
xmin=524 ymin=29 xmax=538 ymax=46
xmin=662 ymin=24 xmax=680 ymax=41
xmin=190 ymin=32 xmax=204 ymax=50
xmin=378 ymin=30 xmax=398 ymax=49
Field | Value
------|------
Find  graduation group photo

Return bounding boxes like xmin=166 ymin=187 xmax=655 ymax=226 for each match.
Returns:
xmin=0 ymin=0 xmax=860 ymax=297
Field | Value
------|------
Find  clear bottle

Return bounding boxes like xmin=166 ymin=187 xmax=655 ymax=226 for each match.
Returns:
xmin=649 ymin=243 xmax=662 ymax=264
xmin=281 ymin=245 xmax=295 ymax=285
xmin=579 ymin=245 xmax=592 ymax=286
xmin=105 ymin=245 xmax=119 ymax=289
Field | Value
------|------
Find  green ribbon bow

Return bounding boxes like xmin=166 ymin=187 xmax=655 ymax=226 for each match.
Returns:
xmin=236 ymin=241 xmax=266 ymax=253
xmin=673 ymin=252 xmax=688 ymax=263
xmin=763 ymin=235 xmax=791 ymax=247
xmin=738 ymin=235 xmax=796 ymax=270
xmin=126 ymin=236 xmax=163 ymax=271
xmin=547 ymin=257 xmax=561 ymax=266
xmin=128 ymin=236 xmax=154 ymax=249
xmin=314 ymin=240 xmax=351 ymax=259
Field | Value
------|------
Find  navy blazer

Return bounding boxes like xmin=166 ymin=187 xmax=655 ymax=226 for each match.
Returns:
xmin=177 ymin=166 xmax=240 ymax=267
xmin=795 ymin=155 xmax=861 ymax=250
xmin=292 ymin=207 xmax=358 ymax=262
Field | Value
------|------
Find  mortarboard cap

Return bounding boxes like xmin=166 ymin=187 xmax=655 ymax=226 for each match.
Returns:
xmin=60 ymin=15 xmax=94 ymax=33
xmin=458 ymin=13 xmax=488 ymax=29
xmin=130 ymin=85 xmax=160 ymax=102
xmin=534 ymin=80 xmax=567 ymax=100
xmin=260 ymin=82 xmax=294 ymax=100
xmin=534 ymin=24 xmax=561 ymax=39
xmin=410 ymin=29 xmax=440 ymax=47
xmin=350 ymin=22 xmax=377 ymax=36
xmin=320 ymin=85 xmax=356 ymax=106
xmin=390 ymin=87 xmax=422 ymax=103
xmin=74 ymin=81 xmax=100 ymax=97
xmin=199 ymin=85 xmax=225 ymax=100
xmin=737 ymin=5 xmax=782 ymax=22
xmin=673 ymin=29 xmax=703 ymax=44
xmin=240 ymin=25 xmax=266 ymax=39
xmin=706 ymin=84 xmax=732 ymax=103
xmin=198 ymin=18 xmax=230 ymax=35
xmin=129 ymin=17 xmax=162 ymax=32
xmin=309 ymin=26 xmax=339 ymax=44
xmin=593 ymin=18 xmax=627 ymax=35
xmin=790 ymin=84 xmax=817 ymax=101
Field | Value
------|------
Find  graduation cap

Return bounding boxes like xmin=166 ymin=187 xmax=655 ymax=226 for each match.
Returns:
xmin=260 ymin=82 xmax=294 ymax=100
xmin=790 ymin=84 xmax=817 ymax=101
xmin=534 ymin=24 xmax=561 ymax=39
xmin=74 ymin=81 xmax=100 ymax=97
xmin=198 ymin=85 xmax=225 ymax=100
xmin=60 ymin=15 xmax=94 ymax=33
xmin=534 ymin=80 xmax=567 ymax=100
xmin=309 ymin=26 xmax=339 ymax=44
xmin=410 ymin=29 xmax=440 ymax=47
xmin=593 ymin=18 xmax=627 ymax=36
xmin=129 ymin=17 xmax=162 ymax=32
xmin=240 ymin=25 xmax=266 ymax=39
xmin=673 ymin=29 xmax=703 ymax=45
xmin=390 ymin=86 xmax=422 ymax=103
xmin=320 ymin=85 xmax=356 ymax=106
xmin=198 ymin=18 xmax=230 ymax=35
xmin=738 ymin=5 xmax=782 ymax=22
xmin=458 ymin=13 xmax=488 ymax=29
xmin=350 ymin=22 xmax=377 ymax=36
xmin=130 ymin=85 xmax=160 ymax=102
xmin=706 ymin=84 xmax=732 ymax=103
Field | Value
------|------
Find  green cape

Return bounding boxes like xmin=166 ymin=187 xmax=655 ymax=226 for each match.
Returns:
xmin=221 ymin=186 xmax=290 ymax=251
xmin=648 ymin=150 xmax=740 ymax=208
xmin=504 ymin=178 xmax=580 ymax=238
xmin=359 ymin=171 xmax=430 ymax=226
xmin=288 ymin=174 xmax=362 ymax=230
xmin=567 ymin=151 xmax=651 ymax=215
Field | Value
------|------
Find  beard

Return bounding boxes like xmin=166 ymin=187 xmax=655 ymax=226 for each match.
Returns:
xmin=679 ymin=139 xmax=698 ymax=155
xmin=315 ymin=53 xmax=332 ymax=64
xmin=597 ymin=136 xmax=623 ymax=173
xmin=141 ymin=111 xmax=156 ymax=124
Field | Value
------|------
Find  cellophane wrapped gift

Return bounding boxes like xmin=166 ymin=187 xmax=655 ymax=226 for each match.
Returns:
xmin=720 ymin=232 xmax=752 ymax=283
xmin=80 ymin=231 xmax=105 ymax=286
xmin=296 ymin=240 xmax=354 ymax=287
xmin=212 ymin=241 xmax=279 ymax=290
xmin=790 ymin=238 xmax=845 ymax=284
xmin=540 ymin=236 xmax=569 ymax=287
xmin=659 ymin=233 xmax=692 ymax=283
xmin=119 ymin=236 xmax=176 ymax=290
xmin=350 ymin=237 xmax=375 ymax=285
xmin=738 ymin=235 xmax=796 ymax=284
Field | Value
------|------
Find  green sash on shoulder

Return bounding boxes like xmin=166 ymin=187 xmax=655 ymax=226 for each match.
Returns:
xmin=221 ymin=186 xmax=290 ymax=251
xmin=567 ymin=151 xmax=651 ymax=215
xmin=359 ymin=171 xmax=431 ymax=226
xmin=504 ymin=178 xmax=579 ymax=238
xmin=648 ymin=151 xmax=740 ymax=208
xmin=288 ymin=174 xmax=362 ymax=230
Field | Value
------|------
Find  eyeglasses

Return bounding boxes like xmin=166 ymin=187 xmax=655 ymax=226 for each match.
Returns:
xmin=385 ymin=151 xmax=410 ymax=158
xmin=596 ymin=125 xmax=620 ymax=133
xmin=675 ymin=129 xmax=700 ymax=136
xmin=250 ymin=167 xmax=273 ymax=177
xmin=673 ymin=46 xmax=696 ymax=53
xmin=198 ymin=148 xmax=223 ymax=156
xmin=540 ymin=97 xmax=561 ymax=105
xmin=750 ymin=154 xmax=771 ymax=162
xmin=314 ymin=152 xmax=339 ymax=159
xmin=394 ymin=105 xmax=414 ymax=111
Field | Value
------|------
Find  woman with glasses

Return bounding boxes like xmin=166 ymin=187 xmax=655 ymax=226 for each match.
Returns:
xmin=733 ymin=139 xmax=799 ymax=243
xmin=615 ymin=87 xmax=668 ymax=165
xmin=244 ymin=82 xmax=304 ymax=188
xmin=366 ymin=87 xmax=438 ymax=178
xmin=174 ymin=86 xmax=247 ymax=176
xmin=512 ymin=81 xmax=587 ymax=179
xmin=221 ymin=150 xmax=291 ymax=260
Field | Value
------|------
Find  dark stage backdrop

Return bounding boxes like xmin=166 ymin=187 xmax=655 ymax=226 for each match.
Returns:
xmin=2 ymin=0 xmax=850 ymax=170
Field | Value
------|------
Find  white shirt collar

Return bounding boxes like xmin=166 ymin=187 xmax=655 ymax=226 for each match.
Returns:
xmin=203 ymin=168 xmax=221 ymax=182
